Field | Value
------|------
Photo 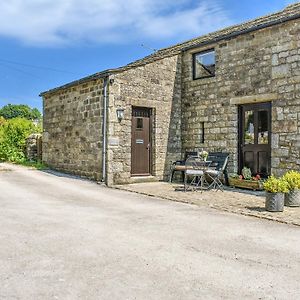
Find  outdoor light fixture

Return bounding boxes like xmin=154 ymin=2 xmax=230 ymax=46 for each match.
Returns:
xmin=116 ymin=108 xmax=125 ymax=121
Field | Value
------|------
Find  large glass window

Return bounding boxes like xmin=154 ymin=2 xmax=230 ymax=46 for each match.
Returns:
xmin=244 ymin=110 xmax=254 ymax=144
xmin=258 ymin=110 xmax=269 ymax=144
xmin=193 ymin=49 xmax=215 ymax=79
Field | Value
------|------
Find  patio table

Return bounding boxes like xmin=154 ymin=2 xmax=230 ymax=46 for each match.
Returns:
xmin=184 ymin=159 xmax=212 ymax=191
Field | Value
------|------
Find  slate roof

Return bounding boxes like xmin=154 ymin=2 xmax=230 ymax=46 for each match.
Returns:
xmin=40 ymin=3 xmax=300 ymax=96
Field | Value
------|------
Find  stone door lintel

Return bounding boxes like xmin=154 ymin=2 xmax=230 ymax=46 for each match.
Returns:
xmin=230 ymin=93 xmax=277 ymax=105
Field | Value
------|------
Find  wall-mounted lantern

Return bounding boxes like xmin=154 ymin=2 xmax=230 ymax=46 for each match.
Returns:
xmin=116 ymin=108 xmax=125 ymax=121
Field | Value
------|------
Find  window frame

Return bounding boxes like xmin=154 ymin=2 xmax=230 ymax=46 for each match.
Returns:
xmin=192 ymin=48 xmax=216 ymax=80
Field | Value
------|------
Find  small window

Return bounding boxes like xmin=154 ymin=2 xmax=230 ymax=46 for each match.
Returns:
xmin=136 ymin=118 xmax=143 ymax=129
xmin=200 ymin=122 xmax=205 ymax=143
xmin=193 ymin=49 xmax=215 ymax=79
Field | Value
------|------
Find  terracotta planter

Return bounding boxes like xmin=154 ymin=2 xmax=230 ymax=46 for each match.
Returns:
xmin=265 ymin=193 xmax=284 ymax=212
xmin=284 ymin=189 xmax=300 ymax=207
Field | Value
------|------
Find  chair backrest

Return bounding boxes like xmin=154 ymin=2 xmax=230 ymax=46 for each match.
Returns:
xmin=184 ymin=151 xmax=198 ymax=161
xmin=185 ymin=156 xmax=205 ymax=169
xmin=207 ymin=152 xmax=229 ymax=171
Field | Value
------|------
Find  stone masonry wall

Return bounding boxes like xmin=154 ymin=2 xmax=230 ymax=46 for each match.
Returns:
xmin=26 ymin=133 xmax=42 ymax=161
xmin=43 ymin=79 xmax=104 ymax=180
xmin=181 ymin=18 xmax=300 ymax=175
xmin=107 ymin=55 xmax=182 ymax=185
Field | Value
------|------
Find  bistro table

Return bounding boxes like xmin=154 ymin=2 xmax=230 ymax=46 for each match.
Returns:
xmin=184 ymin=158 xmax=212 ymax=191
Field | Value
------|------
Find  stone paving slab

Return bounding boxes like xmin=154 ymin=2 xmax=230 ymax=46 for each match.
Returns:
xmin=114 ymin=182 xmax=300 ymax=226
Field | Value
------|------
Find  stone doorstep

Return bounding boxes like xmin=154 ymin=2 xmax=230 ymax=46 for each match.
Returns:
xmin=113 ymin=182 xmax=300 ymax=227
xmin=128 ymin=176 xmax=157 ymax=184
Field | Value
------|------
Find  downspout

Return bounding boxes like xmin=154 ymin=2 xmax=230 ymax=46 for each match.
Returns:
xmin=102 ymin=76 xmax=109 ymax=183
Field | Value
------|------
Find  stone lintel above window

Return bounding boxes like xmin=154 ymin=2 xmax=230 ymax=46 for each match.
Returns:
xmin=230 ymin=93 xmax=278 ymax=105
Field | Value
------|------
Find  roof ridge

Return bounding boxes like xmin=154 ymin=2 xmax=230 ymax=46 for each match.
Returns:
xmin=41 ymin=3 xmax=300 ymax=95
xmin=284 ymin=2 xmax=300 ymax=10
xmin=151 ymin=2 xmax=300 ymax=54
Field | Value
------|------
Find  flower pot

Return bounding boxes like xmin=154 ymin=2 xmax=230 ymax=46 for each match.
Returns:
xmin=265 ymin=192 xmax=284 ymax=212
xmin=284 ymin=189 xmax=300 ymax=207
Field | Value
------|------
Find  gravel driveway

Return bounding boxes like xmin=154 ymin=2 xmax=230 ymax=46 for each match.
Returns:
xmin=1 ymin=163 xmax=300 ymax=299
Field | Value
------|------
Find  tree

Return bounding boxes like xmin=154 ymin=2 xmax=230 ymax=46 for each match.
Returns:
xmin=0 ymin=117 xmax=41 ymax=162
xmin=0 ymin=104 xmax=42 ymax=120
xmin=31 ymin=108 xmax=41 ymax=120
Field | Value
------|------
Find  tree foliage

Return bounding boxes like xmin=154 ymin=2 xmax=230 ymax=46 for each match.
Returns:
xmin=0 ymin=104 xmax=41 ymax=120
xmin=0 ymin=118 xmax=41 ymax=163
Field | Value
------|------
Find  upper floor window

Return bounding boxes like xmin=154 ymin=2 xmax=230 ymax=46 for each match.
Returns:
xmin=193 ymin=49 xmax=215 ymax=79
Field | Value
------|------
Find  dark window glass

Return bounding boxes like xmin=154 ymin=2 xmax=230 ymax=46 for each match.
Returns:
xmin=200 ymin=122 xmax=205 ymax=143
xmin=258 ymin=110 xmax=269 ymax=144
xmin=193 ymin=50 xmax=215 ymax=79
xmin=136 ymin=118 xmax=143 ymax=129
xmin=244 ymin=110 xmax=254 ymax=144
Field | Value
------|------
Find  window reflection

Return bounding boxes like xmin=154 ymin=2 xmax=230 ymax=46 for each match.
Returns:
xmin=194 ymin=50 xmax=215 ymax=79
xmin=244 ymin=110 xmax=254 ymax=144
xmin=258 ymin=110 xmax=268 ymax=144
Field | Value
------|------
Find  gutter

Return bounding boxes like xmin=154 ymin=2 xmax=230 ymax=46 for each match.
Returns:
xmin=39 ymin=70 xmax=112 ymax=97
xmin=183 ymin=13 xmax=300 ymax=52
xmin=102 ymin=77 xmax=109 ymax=183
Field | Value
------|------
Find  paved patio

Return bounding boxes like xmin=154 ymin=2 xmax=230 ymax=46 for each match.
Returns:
xmin=115 ymin=182 xmax=300 ymax=226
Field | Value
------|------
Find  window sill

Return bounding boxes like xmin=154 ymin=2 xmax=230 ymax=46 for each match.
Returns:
xmin=193 ymin=75 xmax=215 ymax=80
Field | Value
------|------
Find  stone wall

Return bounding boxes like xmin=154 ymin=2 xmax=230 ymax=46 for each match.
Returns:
xmin=107 ymin=55 xmax=182 ymax=185
xmin=42 ymin=10 xmax=299 ymax=183
xmin=181 ymin=18 xmax=300 ymax=175
xmin=26 ymin=133 xmax=42 ymax=161
xmin=42 ymin=79 xmax=104 ymax=180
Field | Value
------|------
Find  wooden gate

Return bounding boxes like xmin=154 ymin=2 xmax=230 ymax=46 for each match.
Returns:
xmin=131 ymin=107 xmax=151 ymax=176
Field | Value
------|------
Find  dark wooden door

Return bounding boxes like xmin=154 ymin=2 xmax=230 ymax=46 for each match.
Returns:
xmin=131 ymin=107 xmax=151 ymax=176
xmin=238 ymin=102 xmax=271 ymax=177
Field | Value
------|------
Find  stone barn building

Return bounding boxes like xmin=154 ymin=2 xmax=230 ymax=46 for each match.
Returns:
xmin=41 ymin=3 xmax=300 ymax=186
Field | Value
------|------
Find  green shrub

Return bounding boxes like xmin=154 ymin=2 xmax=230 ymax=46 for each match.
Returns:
xmin=0 ymin=117 xmax=41 ymax=163
xmin=263 ymin=175 xmax=289 ymax=193
xmin=282 ymin=170 xmax=300 ymax=190
xmin=0 ymin=104 xmax=41 ymax=120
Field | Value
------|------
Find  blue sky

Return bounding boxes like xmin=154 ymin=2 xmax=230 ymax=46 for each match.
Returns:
xmin=0 ymin=0 xmax=297 ymax=112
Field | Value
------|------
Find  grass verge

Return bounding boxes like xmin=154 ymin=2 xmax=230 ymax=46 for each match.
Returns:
xmin=17 ymin=160 xmax=48 ymax=170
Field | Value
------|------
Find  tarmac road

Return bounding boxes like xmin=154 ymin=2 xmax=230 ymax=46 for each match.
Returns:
xmin=0 ymin=163 xmax=300 ymax=299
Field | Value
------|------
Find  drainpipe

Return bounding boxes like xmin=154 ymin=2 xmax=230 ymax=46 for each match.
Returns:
xmin=102 ymin=77 xmax=109 ymax=183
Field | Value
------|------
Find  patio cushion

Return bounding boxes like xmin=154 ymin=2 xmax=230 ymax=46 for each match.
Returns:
xmin=174 ymin=165 xmax=186 ymax=171
xmin=205 ymin=169 xmax=220 ymax=176
xmin=186 ymin=169 xmax=204 ymax=175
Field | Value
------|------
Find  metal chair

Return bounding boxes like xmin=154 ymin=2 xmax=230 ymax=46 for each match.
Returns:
xmin=169 ymin=151 xmax=198 ymax=183
xmin=184 ymin=156 xmax=210 ymax=191
xmin=205 ymin=153 xmax=229 ymax=191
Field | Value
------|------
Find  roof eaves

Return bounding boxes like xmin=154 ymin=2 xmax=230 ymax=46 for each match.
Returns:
xmin=39 ymin=69 xmax=114 ymax=97
xmin=40 ymin=3 xmax=300 ymax=97
xmin=182 ymin=12 xmax=300 ymax=52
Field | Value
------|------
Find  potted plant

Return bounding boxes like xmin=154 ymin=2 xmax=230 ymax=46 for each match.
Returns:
xmin=199 ymin=150 xmax=208 ymax=161
xmin=228 ymin=167 xmax=263 ymax=190
xmin=263 ymin=176 xmax=289 ymax=212
xmin=282 ymin=171 xmax=300 ymax=207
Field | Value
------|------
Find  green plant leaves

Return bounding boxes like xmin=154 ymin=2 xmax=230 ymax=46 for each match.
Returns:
xmin=282 ymin=171 xmax=300 ymax=190
xmin=0 ymin=117 xmax=41 ymax=163
xmin=263 ymin=175 xmax=289 ymax=193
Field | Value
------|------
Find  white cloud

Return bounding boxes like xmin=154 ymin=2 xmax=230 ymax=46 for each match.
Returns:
xmin=0 ymin=0 xmax=231 ymax=46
